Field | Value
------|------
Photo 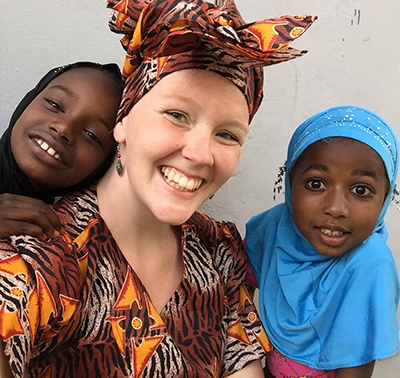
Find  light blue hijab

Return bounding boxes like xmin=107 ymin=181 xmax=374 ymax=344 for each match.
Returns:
xmin=246 ymin=105 xmax=400 ymax=369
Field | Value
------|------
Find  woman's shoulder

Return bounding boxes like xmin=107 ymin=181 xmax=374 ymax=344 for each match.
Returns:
xmin=188 ymin=211 xmax=241 ymax=243
xmin=52 ymin=185 xmax=99 ymax=238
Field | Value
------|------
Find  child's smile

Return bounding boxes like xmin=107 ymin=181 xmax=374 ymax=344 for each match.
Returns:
xmin=290 ymin=137 xmax=388 ymax=257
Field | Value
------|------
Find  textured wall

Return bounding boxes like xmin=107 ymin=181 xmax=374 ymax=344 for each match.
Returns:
xmin=1 ymin=1 xmax=399 ymax=375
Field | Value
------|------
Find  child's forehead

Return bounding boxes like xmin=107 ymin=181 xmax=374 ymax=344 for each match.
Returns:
xmin=303 ymin=137 xmax=379 ymax=159
xmin=294 ymin=137 xmax=386 ymax=173
xmin=48 ymin=67 xmax=114 ymax=88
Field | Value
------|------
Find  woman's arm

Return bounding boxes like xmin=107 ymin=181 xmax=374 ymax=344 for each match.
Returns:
xmin=0 ymin=337 xmax=13 ymax=378
xmin=227 ymin=359 xmax=264 ymax=377
xmin=335 ymin=360 xmax=375 ymax=378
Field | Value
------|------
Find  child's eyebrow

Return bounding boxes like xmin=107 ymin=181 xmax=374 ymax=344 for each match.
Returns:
xmin=304 ymin=164 xmax=327 ymax=173
xmin=352 ymin=169 xmax=378 ymax=180
xmin=48 ymin=84 xmax=76 ymax=98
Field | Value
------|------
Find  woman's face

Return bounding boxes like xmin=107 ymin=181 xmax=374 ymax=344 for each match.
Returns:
xmin=114 ymin=69 xmax=249 ymax=225
xmin=11 ymin=68 xmax=120 ymax=190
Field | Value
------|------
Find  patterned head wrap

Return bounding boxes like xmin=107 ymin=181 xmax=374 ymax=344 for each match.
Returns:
xmin=246 ymin=106 xmax=399 ymax=370
xmin=107 ymin=0 xmax=317 ymax=122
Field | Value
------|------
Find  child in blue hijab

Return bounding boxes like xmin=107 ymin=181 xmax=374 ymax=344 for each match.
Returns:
xmin=246 ymin=105 xmax=399 ymax=377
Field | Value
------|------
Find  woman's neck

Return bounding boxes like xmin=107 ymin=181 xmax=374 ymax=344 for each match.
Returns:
xmin=96 ymin=168 xmax=179 ymax=258
xmin=97 ymin=168 xmax=183 ymax=311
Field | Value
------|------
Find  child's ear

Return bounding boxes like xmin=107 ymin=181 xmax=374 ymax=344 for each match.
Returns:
xmin=113 ymin=120 xmax=126 ymax=144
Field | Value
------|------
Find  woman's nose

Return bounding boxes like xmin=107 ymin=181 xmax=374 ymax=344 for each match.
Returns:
xmin=181 ymin=130 xmax=214 ymax=166
xmin=323 ymin=189 xmax=350 ymax=218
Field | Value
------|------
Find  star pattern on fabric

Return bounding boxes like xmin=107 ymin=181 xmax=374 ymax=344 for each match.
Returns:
xmin=131 ymin=336 xmax=164 ymax=377
xmin=0 ymin=253 xmax=31 ymax=283
xmin=114 ymin=268 xmax=142 ymax=310
xmin=0 ymin=301 xmax=24 ymax=340
xmin=227 ymin=320 xmax=252 ymax=346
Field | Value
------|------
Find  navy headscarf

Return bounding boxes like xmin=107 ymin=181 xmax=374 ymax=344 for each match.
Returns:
xmin=246 ymin=105 xmax=399 ymax=369
xmin=0 ymin=62 xmax=122 ymax=203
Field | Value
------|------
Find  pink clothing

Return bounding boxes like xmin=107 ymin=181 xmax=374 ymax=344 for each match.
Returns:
xmin=246 ymin=261 xmax=259 ymax=288
xmin=267 ymin=349 xmax=336 ymax=378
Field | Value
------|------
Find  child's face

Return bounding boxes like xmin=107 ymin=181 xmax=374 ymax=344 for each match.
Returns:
xmin=10 ymin=68 xmax=120 ymax=190
xmin=290 ymin=137 xmax=388 ymax=257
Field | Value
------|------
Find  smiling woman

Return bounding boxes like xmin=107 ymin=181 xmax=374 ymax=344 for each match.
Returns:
xmin=0 ymin=0 xmax=316 ymax=377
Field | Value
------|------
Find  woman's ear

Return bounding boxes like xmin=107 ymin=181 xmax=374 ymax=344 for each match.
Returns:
xmin=113 ymin=120 xmax=126 ymax=144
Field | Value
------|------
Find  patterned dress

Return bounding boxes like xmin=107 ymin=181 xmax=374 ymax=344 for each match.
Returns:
xmin=0 ymin=186 xmax=271 ymax=378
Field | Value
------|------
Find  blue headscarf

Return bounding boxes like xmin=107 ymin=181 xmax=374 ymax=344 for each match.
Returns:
xmin=246 ymin=105 xmax=400 ymax=369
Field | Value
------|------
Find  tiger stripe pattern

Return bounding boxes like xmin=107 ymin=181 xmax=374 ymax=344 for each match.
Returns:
xmin=0 ymin=186 xmax=271 ymax=377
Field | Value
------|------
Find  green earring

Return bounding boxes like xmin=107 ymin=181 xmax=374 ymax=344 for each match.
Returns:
xmin=116 ymin=144 xmax=123 ymax=175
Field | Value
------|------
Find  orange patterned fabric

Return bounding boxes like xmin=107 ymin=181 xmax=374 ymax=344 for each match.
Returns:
xmin=0 ymin=186 xmax=272 ymax=377
xmin=107 ymin=0 xmax=317 ymax=122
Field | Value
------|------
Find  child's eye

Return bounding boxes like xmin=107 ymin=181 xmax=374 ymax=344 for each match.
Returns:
xmin=45 ymin=99 xmax=63 ymax=112
xmin=84 ymin=130 xmax=101 ymax=145
xmin=305 ymin=179 xmax=325 ymax=191
xmin=216 ymin=131 xmax=238 ymax=142
xmin=166 ymin=111 xmax=186 ymax=122
xmin=351 ymin=185 xmax=373 ymax=197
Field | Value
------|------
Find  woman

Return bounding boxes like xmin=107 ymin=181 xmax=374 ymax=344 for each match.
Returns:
xmin=0 ymin=0 xmax=316 ymax=376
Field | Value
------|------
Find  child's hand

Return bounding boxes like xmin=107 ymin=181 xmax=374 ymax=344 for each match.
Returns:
xmin=0 ymin=193 xmax=63 ymax=240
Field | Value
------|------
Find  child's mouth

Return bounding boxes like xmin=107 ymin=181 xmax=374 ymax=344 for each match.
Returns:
xmin=316 ymin=227 xmax=349 ymax=247
xmin=320 ymin=228 xmax=344 ymax=237
xmin=35 ymin=138 xmax=61 ymax=161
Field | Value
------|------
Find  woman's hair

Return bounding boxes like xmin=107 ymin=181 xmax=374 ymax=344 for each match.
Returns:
xmin=0 ymin=61 xmax=123 ymax=203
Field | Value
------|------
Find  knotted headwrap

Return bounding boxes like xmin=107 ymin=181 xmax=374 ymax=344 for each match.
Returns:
xmin=246 ymin=106 xmax=400 ymax=369
xmin=107 ymin=0 xmax=317 ymax=122
xmin=0 ymin=62 xmax=122 ymax=203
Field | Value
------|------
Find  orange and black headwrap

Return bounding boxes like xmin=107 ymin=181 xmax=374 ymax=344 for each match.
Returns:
xmin=107 ymin=0 xmax=317 ymax=123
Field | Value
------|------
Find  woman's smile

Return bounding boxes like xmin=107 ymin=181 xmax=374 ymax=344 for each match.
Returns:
xmin=160 ymin=166 xmax=203 ymax=192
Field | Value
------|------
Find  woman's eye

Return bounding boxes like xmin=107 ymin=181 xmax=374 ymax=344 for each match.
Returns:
xmin=351 ymin=185 xmax=373 ymax=197
xmin=167 ymin=111 xmax=186 ymax=122
xmin=216 ymin=131 xmax=238 ymax=142
xmin=85 ymin=130 xmax=101 ymax=144
xmin=45 ymin=99 xmax=63 ymax=112
xmin=306 ymin=179 xmax=325 ymax=191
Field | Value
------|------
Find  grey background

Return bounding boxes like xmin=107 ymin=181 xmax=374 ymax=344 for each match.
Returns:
xmin=1 ymin=1 xmax=399 ymax=375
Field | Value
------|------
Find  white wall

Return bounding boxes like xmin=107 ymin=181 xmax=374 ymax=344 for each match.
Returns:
xmin=1 ymin=1 xmax=399 ymax=375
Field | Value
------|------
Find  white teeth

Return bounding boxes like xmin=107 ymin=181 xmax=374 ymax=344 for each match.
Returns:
xmin=321 ymin=228 xmax=344 ymax=237
xmin=36 ymin=139 xmax=61 ymax=161
xmin=178 ymin=176 xmax=188 ymax=187
xmin=186 ymin=179 xmax=195 ymax=190
xmin=161 ymin=166 xmax=202 ymax=191
xmin=47 ymin=147 xmax=56 ymax=156
xmin=41 ymin=141 xmax=50 ymax=150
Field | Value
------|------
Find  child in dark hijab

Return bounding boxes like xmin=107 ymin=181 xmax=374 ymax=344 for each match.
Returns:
xmin=0 ymin=61 xmax=123 ymax=239
xmin=0 ymin=0 xmax=316 ymax=376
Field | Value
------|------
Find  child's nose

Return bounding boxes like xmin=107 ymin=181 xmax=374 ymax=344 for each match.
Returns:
xmin=49 ymin=121 xmax=75 ymax=145
xmin=181 ymin=130 xmax=214 ymax=166
xmin=323 ymin=189 xmax=350 ymax=218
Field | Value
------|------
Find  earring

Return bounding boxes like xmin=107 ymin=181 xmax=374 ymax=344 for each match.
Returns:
xmin=116 ymin=144 xmax=123 ymax=175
